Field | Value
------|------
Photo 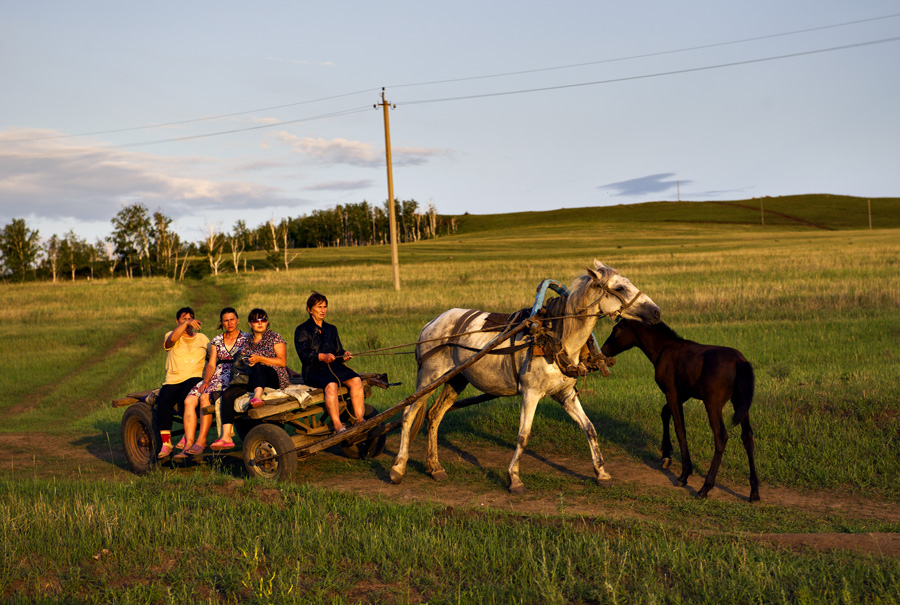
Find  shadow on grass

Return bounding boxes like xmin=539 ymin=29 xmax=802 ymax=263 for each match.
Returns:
xmin=381 ymin=400 xmax=684 ymax=490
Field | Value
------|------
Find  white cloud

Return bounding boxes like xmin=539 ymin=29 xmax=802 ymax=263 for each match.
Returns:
xmin=0 ymin=129 xmax=292 ymax=228
xmin=303 ymin=179 xmax=374 ymax=191
xmin=276 ymin=133 xmax=450 ymax=167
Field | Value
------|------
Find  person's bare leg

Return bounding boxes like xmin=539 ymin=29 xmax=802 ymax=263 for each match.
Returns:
xmin=195 ymin=393 xmax=213 ymax=447
xmin=323 ymin=382 xmax=343 ymax=431
xmin=219 ymin=424 xmax=233 ymax=442
xmin=182 ymin=395 xmax=199 ymax=447
xmin=346 ymin=377 xmax=365 ymax=424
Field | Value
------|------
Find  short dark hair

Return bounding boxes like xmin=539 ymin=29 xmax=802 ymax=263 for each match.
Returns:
xmin=306 ymin=291 xmax=327 ymax=312
xmin=176 ymin=307 xmax=195 ymax=320
xmin=248 ymin=308 xmax=268 ymax=323
xmin=217 ymin=307 xmax=238 ymax=330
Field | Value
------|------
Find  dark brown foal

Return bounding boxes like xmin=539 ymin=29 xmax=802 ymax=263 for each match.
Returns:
xmin=601 ymin=319 xmax=759 ymax=502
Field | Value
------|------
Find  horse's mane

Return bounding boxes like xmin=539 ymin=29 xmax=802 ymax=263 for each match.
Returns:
xmin=651 ymin=320 xmax=682 ymax=341
xmin=566 ymin=266 xmax=614 ymax=316
xmin=558 ymin=266 xmax=618 ymax=343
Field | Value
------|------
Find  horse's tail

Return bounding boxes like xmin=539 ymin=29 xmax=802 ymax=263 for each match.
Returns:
xmin=731 ymin=360 xmax=755 ymax=426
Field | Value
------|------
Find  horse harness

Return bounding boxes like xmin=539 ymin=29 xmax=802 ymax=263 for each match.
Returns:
xmin=416 ymin=295 xmax=616 ymax=379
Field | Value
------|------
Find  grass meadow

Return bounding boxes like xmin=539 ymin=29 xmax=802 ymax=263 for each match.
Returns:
xmin=2 ymin=197 xmax=899 ymax=603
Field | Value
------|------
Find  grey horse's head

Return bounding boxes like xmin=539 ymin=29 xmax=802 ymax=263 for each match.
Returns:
xmin=580 ymin=259 xmax=661 ymax=324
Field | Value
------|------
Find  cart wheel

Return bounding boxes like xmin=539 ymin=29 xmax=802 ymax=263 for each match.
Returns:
xmin=121 ymin=402 xmax=160 ymax=475
xmin=242 ymin=424 xmax=297 ymax=481
xmin=340 ymin=404 xmax=388 ymax=460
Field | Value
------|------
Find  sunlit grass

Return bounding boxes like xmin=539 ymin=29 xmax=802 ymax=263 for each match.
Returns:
xmin=2 ymin=475 xmax=898 ymax=603
xmin=2 ymin=225 xmax=899 ymax=498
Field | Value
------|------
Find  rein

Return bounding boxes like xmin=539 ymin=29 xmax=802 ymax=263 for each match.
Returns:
xmin=572 ymin=269 xmax=643 ymax=319
xmin=347 ymin=270 xmax=644 ymax=360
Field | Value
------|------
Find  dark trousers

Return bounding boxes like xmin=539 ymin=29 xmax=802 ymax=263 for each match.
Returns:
xmin=219 ymin=365 xmax=279 ymax=425
xmin=154 ymin=377 xmax=202 ymax=432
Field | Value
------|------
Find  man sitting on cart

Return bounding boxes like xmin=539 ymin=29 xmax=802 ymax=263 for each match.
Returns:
xmin=294 ymin=292 xmax=365 ymax=435
xmin=155 ymin=306 xmax=209 ymax=458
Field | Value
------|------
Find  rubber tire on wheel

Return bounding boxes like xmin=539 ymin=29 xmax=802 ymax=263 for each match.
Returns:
xmin=340 ymin=404 xmax=388 ymax=460
xmin=121 ymin=402 xmax=160 ymax=475
xmin=242 ymin=424 xmax=297 ymax=481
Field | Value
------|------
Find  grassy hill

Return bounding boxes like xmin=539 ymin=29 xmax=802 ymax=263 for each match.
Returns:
xmin=451 ymin=194 xmax=900 ymax=234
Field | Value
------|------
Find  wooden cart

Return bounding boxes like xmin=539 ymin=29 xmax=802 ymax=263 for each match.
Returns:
xmin=113 ymin=373 xmax=395 ymax=481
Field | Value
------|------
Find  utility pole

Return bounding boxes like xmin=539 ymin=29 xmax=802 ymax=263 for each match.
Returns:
xmin=378 ymin=89 xmax=401 ymax=291
xmin=868 ymin=199 xmax=872 ymax=230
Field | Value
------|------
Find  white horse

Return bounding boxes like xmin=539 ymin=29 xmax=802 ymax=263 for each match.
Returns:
xmin=390 ymin=260 xmax=661 ymax=493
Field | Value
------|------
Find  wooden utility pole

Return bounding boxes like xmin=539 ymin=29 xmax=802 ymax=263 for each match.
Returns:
xmin=378 ymin=89 xmax=401 ymax=291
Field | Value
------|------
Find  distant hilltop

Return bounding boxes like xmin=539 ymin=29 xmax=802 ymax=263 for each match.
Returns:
xmin=450 ymin=194 xmax=900 ymax=233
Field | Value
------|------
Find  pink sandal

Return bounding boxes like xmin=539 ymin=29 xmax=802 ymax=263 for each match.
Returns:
xmin=250 ymin=397 xmax=265 ymax=409
xmin=210 ymin=438 xmax=235 ymax=451
xmin=158 ymin=442 xmax=174 ymax=458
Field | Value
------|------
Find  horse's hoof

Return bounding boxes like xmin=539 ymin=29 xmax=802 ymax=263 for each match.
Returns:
xmin=661 ymin=457 xmax=671 ymax=469
xmin=508 ymin=484 xmax=526 ymax=495
xmin=430 ymin=469 xmax=449 ymax=482
xmin=389 ymin=468 xmax=404 ymax=484
xmin=596 ymin=467 xmax=611 ymax=481
xmin=696 ymin=491 xmax=708 ymax=499
xmin=749 ymin=490 xmax=760 ymax=503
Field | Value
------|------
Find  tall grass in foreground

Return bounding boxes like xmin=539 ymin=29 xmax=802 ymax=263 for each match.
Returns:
xmin=2 ymin=476 xmax=899 ymax=604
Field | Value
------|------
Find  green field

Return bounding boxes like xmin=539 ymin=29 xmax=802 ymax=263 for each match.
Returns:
xmin=2 ymin=196 xmax=900 ymax=603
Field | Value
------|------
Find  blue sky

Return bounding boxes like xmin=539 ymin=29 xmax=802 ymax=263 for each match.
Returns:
xmin=1 ymin=1 xmax=898 ymax=242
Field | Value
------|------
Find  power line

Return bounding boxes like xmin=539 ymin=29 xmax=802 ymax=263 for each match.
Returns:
xmin=399 ymin=36 xmax=900 ymax=106
xmin=0 ymin=106 xmax=372 ymax=158
xmin=5 ymin=34 xmax=898 ymax=158
xmin=5 ymin=12 xmax=898 ymax=144
xmin=4 ymin=89 xmax=378 ymax=143
xmin=388 ymin=12 xmax=900 ymax=89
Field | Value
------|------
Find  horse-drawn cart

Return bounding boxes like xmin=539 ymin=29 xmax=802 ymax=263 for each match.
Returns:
xmin=113 ymin=263 xmax=651 ymax=491
xmin=113 ymin=373 xmax=397 ymax=481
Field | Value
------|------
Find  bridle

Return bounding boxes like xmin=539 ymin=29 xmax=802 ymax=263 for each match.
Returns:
xmin=572 ymin=269 xmax=644 ymax=320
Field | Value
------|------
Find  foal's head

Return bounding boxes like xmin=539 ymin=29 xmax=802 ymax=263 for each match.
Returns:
xmin=600 ymin=318 xmax=679 ymax=358
xmin=569 ymin=260 xmax=661 ymax=324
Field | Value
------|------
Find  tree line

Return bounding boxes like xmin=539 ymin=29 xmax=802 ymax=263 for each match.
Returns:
xmin=0 ymin=199 xmax=458 ymax=282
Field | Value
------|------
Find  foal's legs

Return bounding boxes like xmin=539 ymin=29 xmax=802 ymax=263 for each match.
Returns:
xmin=667 ymin=394 xmax=693 ymax=486
xmin=660 ymin=404 xmax=674 ymax=468
xmin=553 ymin=388 xmax=611 ymax=484
xmin=741 ymin=415 xmax=760 ymax=502
xmin=507 ymin=389 xmax=543 ymax=494
xmin=697 ymin=399 xmax=729 ymax=498
xmin=424 ymin=377 xmax=467 ymax=480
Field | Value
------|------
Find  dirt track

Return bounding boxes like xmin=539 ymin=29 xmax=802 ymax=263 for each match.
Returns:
xmin=2 ymin=431 xmax=898 ymax=557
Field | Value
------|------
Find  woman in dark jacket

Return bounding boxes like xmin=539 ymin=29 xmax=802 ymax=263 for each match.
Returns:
xmin=294 ymin=292 xmax=365 ymax=434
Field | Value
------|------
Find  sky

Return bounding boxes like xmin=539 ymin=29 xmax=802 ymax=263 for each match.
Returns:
xmin=2 ymin=1 xmax=899 ymax=243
